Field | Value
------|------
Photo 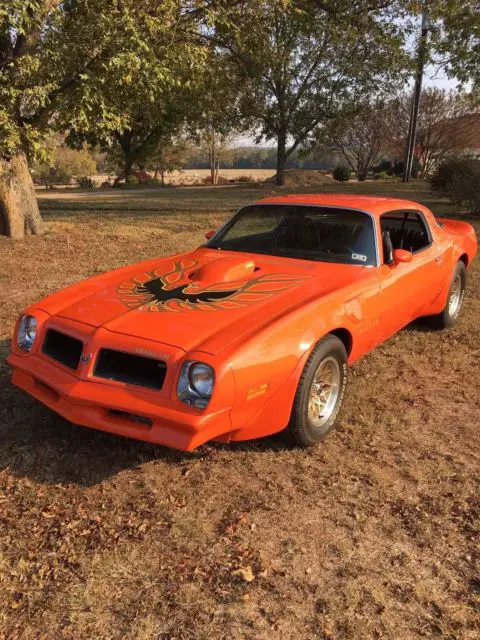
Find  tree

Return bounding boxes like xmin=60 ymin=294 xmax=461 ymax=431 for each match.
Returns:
xmin=385 ymin=89 xmax=478 ymax=177
xmin=191 ymin=49 xmax=247 ymax=184
xmin=215 ymin=0 xmax=411 ymax=185
xmin=0 ymin=1 xmax=242 ymax=238
xmin=146 ymin=138 xmax=191 ymax=184
xmin=429 ymin=1 xmax=480 ymax=97
xmin=199 ymin=130 xmax=235 ymax=184
xmin=321 ymin=101 xmax=391 ymax=181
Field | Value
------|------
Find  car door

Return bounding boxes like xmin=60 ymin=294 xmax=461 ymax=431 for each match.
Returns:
xmin=378 ymin=210 xmax=448 ymax=338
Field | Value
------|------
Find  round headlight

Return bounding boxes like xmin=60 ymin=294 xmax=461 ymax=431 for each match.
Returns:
xmin=188 ymin=363 xmax=214 ymax=398
xmin=17 ymin=315 xmax=38 ymax=352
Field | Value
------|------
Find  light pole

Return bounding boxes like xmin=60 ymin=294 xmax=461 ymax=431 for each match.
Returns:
xmin=403 ymin=5 xmax=430 ymax=182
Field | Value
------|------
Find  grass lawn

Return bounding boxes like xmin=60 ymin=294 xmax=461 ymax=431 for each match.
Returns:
xmin=0 ymin=179 xmax=478 ymax=639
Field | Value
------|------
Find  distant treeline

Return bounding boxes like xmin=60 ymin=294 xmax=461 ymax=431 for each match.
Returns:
xmin=184 ymin=147 xmax=337 ymax=171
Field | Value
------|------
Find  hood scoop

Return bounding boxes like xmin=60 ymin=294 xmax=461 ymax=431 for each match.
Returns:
xmin=189 ymin=256 xmax=257 ymax=284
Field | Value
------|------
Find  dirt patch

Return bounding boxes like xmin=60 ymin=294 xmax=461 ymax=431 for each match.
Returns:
xmin=0 ymin=182 xmax=479 ymax=639
xmin=266 ymin=169 xmax=334 ymax=188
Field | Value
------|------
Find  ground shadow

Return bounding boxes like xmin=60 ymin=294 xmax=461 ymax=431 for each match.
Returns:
xmin=0 ymin=339 xmax=197 ymax=486
xmin=0 ymin=339 xmax=288 ymax=487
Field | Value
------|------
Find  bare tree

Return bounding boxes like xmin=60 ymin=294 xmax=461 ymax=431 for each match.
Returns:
xmin=321 ymin=102 xmax=391 ymax=180
xmin=387 ymin=89 xmax=478 ymax=177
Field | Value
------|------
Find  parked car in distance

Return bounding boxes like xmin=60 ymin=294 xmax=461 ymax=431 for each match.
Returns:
xmin=8 ymin=194 xmax=477 ymax=449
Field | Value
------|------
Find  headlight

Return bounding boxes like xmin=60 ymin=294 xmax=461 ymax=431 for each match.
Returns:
xmin=177 ymin=361 xmax=215 ymax=409
xmin=189 ymin=363 xmax=214 ymax=397
xmin=17 ymin=315 xmax=38 ymax=352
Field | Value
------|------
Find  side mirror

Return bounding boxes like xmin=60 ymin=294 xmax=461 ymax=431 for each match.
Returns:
xmin=205 ymin=229 xmax=216 ymax=240
xmin=393 ymin=248 xmax=413 ymax=264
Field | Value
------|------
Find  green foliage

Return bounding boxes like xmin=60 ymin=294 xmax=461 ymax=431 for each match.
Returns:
xmin=333 ymin=166 xmax=351 ymax=182
xmin=125 ymin=174 xmax=139 ymax=185
xmin=78 ymin=176 xmax=96 ymax=189
xmin=32 ymin=146 xmax=96 ymax=186
xmin=430 ymin=158 xmax=480 ymax=211
xmin=216 ymin=0 xmax=412 ymax=182
xmin=374 ymin=171 xmax=389 ymax=180
xmin=145 ymin=139 xmax=191 ymax=183
xmin=374 ymin=160 xmax=393 ymax=173
xmin=429 ymin=1 xmax=480 ymax=98
xmin=0 ymin=0 xmax=219 ymax=163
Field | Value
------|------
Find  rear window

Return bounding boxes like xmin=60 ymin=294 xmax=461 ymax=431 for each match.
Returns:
xmin=207 ymin=204 xmax=377 ymax=266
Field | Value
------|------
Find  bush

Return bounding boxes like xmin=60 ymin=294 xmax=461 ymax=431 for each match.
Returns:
xmin=431 ymin=158 xmax=480 ymax=211
xmin=235 ymin=174 xmax=256 ymax=183
xmin=374 ymin=159 xmax=392 ymax=173
xmin=373 ymin=171 xmax=389 ymax=180
xmin=392 ymin=158 xmax=420 ymax=178
xmin=33 ymin=147 xmax=97 ymax=186
xmin=100 ymin=180 xmax=112 ymax=189
xmin=78 ymin=176 xmax=96 ymax=189
xmin=201 ymin=175 xmax=230 ymax=185
xmin=125 ymin=174 xmax=139 ymax=185
xmin=333 ymin=166 xmax=351 ymax=182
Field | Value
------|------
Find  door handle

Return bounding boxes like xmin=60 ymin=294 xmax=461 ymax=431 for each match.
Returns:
xmin=434 ymin=255 xmax=444 ymax=264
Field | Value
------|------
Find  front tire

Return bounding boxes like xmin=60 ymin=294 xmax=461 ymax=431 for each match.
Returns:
xmin=426 ymin=261 xmax=466 ymax=329
xmin=288 ymin=335 xmax=347 ymax=446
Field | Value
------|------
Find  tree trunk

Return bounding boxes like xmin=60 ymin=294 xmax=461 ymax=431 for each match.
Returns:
xmin=275 ymin=131 xmax=287 ymax=186
xmin=0 ymin=152 xmax=44 ymax=239
xmin=357 ymin=167 xmax=368 ymax=181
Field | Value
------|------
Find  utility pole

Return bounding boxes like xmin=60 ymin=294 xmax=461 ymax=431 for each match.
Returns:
xmin=403 ymin=4 xmax=430 ymax=182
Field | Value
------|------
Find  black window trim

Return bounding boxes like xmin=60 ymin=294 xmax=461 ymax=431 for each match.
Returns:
xmin=205 ymin=203 xmax=381 ymax=267
xmin=380 ymin=209 xmax=433 ymax=263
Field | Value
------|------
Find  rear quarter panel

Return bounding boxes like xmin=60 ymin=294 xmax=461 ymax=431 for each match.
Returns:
xmin=437 ymin=218 xmax=478 ymax=265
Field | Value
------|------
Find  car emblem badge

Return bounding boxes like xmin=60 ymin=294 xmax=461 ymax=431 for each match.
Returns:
xmin=80 ymin=353 xmax=92 ymax=364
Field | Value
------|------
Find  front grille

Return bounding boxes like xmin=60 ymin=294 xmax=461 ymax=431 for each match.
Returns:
xmin=94 ymin=349 xmax=167 ymax=390
xmin=43 ymin=329 xmax=83 ymax=370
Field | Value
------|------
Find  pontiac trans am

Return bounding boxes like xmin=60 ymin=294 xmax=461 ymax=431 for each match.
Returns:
xmin=7 ymin=194 xmax=478 ymax=450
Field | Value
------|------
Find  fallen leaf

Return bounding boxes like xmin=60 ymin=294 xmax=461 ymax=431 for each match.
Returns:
xmin=232 ymin=566 xmax=255 ymax=582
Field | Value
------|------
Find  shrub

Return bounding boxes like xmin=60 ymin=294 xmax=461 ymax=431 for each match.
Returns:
xmin=100 ymin=180 xmax=112 ymax=188
xmin=78 ymin=176 xmax=96 ymax=189
xmin=235 ymin=174 xmax=256 ymax=183
xmin=33 ymin=147 xmax=96 ymax=186
xmin=333 ymin=166 xmax=351 ymax=182
xmin=373 ymin=171 xmax=389 ymax=180
xmin=125 ymin=174 xmax=139 ymax=185
xmin=431 ymin=158 xmax=480 ymax=211
xmin=393 ymin=158 xmax=420 ymax=178
xmin=201 ymin=175 xmax=230 ymax=185
xmin=374 ymin=159 xmax=392 ymax=173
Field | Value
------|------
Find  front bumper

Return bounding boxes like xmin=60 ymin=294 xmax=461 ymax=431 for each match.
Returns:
xmin=7 ymin=352 xmax=232 ymax=450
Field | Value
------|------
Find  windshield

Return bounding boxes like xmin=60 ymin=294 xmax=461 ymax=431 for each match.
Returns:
xmin=206 ymin=204 xmax=377 ymax=266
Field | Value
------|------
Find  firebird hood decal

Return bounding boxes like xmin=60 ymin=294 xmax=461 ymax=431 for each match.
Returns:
xmin=117 ymin=259 xmax=307 ymax=312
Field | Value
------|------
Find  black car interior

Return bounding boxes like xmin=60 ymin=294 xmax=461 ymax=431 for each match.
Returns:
xmin=209 ymin=205 xmax=377 ymax=265
xmin=380 ymin=211 xmax=431 ymax=261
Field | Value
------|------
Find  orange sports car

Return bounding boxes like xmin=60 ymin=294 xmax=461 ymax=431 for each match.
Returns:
xmin=8 ymin=194 xmax=477 ymax=450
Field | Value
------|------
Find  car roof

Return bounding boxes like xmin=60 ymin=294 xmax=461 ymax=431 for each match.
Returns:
xmin=255 ymin=194 xmax=428 ymax=218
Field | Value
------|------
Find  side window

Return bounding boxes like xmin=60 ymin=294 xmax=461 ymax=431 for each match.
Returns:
xmin=380 ymin=211 xmax=431 ymax=260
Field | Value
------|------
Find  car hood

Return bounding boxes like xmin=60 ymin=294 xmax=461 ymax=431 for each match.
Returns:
xmin=39 ymin=248 xmax=366 ymax=355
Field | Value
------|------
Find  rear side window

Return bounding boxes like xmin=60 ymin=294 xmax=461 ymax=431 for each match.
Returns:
xmin=380 ymin=211 xmax=431 ymax=259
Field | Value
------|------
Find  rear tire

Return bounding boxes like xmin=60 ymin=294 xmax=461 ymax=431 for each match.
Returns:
xmin=287 ymin=335 xmax=347 ymax=447
xmin=426 ymin=261 xmax=466 ymax=329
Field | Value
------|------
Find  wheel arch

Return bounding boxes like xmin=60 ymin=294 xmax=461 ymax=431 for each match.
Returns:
xmin=459 ymin=252 xmax=469 ymax=267
xmin=328 ymin=327 xmax=353 ymax=357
